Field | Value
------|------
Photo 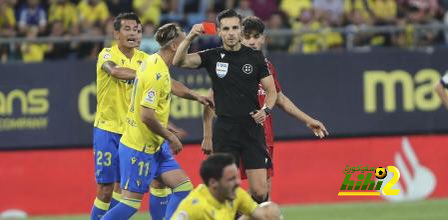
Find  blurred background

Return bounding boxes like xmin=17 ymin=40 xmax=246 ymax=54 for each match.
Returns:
xmin=1 ymin=0 xmax=448 ymax=219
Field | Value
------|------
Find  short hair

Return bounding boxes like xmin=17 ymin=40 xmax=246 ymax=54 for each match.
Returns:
xmin=155 ymin=23 xmax=182 ymax=47
xmin=216 ymin=9 xmax=242 ymax=27
xmin=200 ymin=154 xmax=235 ymax=186
xmin=113 ymin=12 xmax=141 ymax=31
xmin=242 ymin=16 xmax=265 ymax=35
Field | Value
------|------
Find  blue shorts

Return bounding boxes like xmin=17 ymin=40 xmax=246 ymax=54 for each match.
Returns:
xmin=156 ymin=141 xmax=181 ymax=177
xmin=93 ymin=127 xmax=121 ymax=184
xmin=119 ymin=141 xmax=180 ymax=194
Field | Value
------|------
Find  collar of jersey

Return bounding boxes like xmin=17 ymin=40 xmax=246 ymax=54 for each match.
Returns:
xmin=112 ymin=44 xmax=138 ymax=61
xmin=198 ymin=184 xmax=228 ymax=208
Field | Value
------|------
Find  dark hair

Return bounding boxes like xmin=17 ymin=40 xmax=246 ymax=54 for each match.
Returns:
xmin=155 ymin=23 xmax=182 ymax=47
xmin=200 ymin=154 xmax=235 ymax=186
xmin=216 ymin=9 xmax=242 ymax=27
xmin=242 ymin=16 xmax=265 ymax=35
xmin=113 ymin=12 xmax=141 ymax=31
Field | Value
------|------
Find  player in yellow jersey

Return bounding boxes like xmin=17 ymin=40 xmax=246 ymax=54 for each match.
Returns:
xmin=91 ymin=12 xmax=147 ymax=220
xmin=172 ymin=153 xmax=282 ymax=220
xmin=136 ymin=21 xmax=212 ymax=220
xmin=94 ymin=16 xmax=212 ymax=219
xmin=102 ymin=23 xmax=202 ymax=220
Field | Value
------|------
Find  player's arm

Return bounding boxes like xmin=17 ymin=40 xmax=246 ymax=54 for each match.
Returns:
xmin=172 ymin=24 xmax=204 ymax=68
xmin=276 ymin=92 xmax=328 ymax=138
xmin=261 ymin=75 xmax=277 ymax=110
xmin=434 ymin=80 xmax=448 ymax=110
xmin=236 ymin=188 xmax=282 ymax=220
xmin=201 ymin=89 xmax=215 ymax=155
xmin=140 ymin=75 xmax=183 ymax=154
xmin=141 ymin=107 xmax=183 ymax=154
xmin=167 ymin=121 xmax=188 ymax=140
xmin=251 ymin=75 xmax=277 ymax=124
xmin=102 ymin=61 xmax=136 ymax=80
xmin=171 ymin=78 xmax=214 ymax=107
xmin=239 ymin=202 xmax=282 ymax=220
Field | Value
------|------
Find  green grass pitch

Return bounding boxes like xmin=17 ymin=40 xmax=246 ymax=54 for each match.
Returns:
xmin=29 ymin=199 xmax=448 ymax=220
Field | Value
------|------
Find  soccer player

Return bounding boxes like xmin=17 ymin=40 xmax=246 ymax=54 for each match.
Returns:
xmin=102 ymin=23 xmax=196 ymax=220
xmin=172 ymin=153 xmax=282 ymax=220
xmin=91 ymin=12 xmax=147 ymax=220
xmin=173 ymin=9 xmax=278 ymax=204
xmin=93 ymin=15 xmax=211 ymax=220
xmin=202 ymin=16 xmax=329 ymax=194
xmin=435 ymin=73 xmax=448 ymax=109
xmin=137 ymin=21 xmax=198 ymax=220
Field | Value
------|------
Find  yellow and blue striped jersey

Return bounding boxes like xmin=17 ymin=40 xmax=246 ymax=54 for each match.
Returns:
xmin=120 ymin=53 xmax=171 ymax=153
xmin=94 ymin=45 xmax=149 ymax=134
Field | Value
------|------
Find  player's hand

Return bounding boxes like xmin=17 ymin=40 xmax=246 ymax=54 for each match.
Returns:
xmin=168 ymin=125 xmax=188 ymax=140
xmin=201 ymin=138 xmax=213 ymax=155
xmin=168 ymin=135 xmax=183 ymax=155
xmin=250 ymin=109 xmax=267 ymax=124
xmin=187 ymin=24 xmax=204 ymax=41
xmin=307 ymin=119 xmax=329 ymax=139
xmin=196 ymin=95 xmax=215 ymax=108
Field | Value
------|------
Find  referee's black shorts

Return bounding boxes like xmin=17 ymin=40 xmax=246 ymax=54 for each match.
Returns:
xmin=212 ymin=116 xmax=272 ymax=170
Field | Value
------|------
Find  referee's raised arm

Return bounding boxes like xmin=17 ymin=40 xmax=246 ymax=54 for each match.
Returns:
xmin=172 ymin=24 xmax=204 ymax=68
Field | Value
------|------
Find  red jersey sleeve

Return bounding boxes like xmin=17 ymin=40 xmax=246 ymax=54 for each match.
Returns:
xmin=267 ymin=60 xmax=282 ymax=93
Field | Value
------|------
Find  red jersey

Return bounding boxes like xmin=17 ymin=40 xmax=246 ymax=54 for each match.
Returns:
xmin=258 ymin=60 xmax=282 ymax=147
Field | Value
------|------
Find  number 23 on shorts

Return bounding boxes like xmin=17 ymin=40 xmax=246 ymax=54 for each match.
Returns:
xmin=95 ymin=150 xmax=112 ymax=166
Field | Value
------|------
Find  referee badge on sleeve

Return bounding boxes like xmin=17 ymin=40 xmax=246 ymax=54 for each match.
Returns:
xmin=216 ymin=62 xmax=229 ymax=78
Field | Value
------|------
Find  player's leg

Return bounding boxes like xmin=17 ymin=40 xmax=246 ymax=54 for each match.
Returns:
xmin=211 ymin=117 xmax=242 ymax=162
xmin=149 ymin=178 xmax=171 ymax=220
xmin=246 ymin=169 xmax=269 ymax=203
xmin=102 ymin=143 xmax=156 ymax=219
xmin=155 ymin=142 xmax=192 ymax=219
xmin=91 ymin=183 xmax=113 ymax=220
xmin=110 ymin=133 xmax=123 ymax=209
xmin=90 ymin=128 xmax=121 ymax=220
xmin=266 ymin=145 xmax=274 ymax=198
xmin=158 ymin=168 xmax=192 ymax=219
xmin=110 ymin=183 xmax=122 ymax=209
xmin=242 ymin=124 xmax=271 ymax=203
xmin=149 ymin=141 xmax=173 ymax=220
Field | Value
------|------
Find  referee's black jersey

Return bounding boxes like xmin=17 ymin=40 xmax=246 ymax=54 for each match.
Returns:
xmin=198 ymin=45 xmax=270 ymax=118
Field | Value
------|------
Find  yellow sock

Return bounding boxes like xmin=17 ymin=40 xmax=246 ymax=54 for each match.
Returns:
xmin=94 ymin=197 xmax=110 ymax=211
xmin=112 ymin=191 xmax=122 ymax=202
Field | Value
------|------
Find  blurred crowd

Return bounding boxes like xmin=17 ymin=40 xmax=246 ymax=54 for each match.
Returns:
xmin=2 ymin=0 xmax=448 ymax=63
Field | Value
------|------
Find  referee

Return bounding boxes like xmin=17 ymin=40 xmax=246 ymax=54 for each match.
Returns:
xmin=173 ymin=9 xmax=277 ymax=204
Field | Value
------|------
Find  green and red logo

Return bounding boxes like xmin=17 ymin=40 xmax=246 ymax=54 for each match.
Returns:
xmin=338 ymin=165 xmax=400 ymax=196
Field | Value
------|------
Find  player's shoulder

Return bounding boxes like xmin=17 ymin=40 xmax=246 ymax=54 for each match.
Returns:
xmin=178 ymin=190 xmax=207 ymax=211
xmin=199 ymin=47 xmax=223 ymax=58
xmin=235 ymin=186 xmax=250 ymax=197
xmin=135 ymin=49 xmax=150 ymax=59
xmin=134 ymin=49 xmax=149 ymax=66
xmin=138 ymin=54 xmax=165 ymax=78
xmin=242 ymin=45 xmax=265 ymax=59
xmin=99 ymin=46 xmax=116 ymax=58
xmin=98 ymin=47 xmax=112 ymax=55
xmin=242 ymin=45 xmax=262 ymax=54
xmin=173 ymin=196 xmax=206 ymax=220
xmin=235 ymin=187 xmax=255 ymax=203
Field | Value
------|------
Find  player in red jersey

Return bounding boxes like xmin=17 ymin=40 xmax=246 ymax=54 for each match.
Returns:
xmin=202 ymin=16 xmax=328 ymax=195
